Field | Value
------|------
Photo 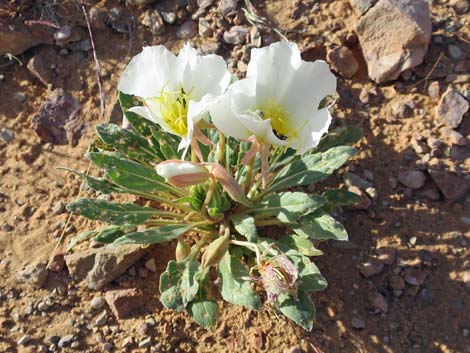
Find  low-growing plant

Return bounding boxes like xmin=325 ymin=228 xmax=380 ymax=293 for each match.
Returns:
xmin=63 ymin=41 xmax=362 ymax=330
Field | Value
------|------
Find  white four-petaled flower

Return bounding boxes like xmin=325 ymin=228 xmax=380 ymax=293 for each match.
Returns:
xmin=118 ymin=44 xmax=231 ymax=156
xmin=209 ymin=41 xmax=337 ymax=155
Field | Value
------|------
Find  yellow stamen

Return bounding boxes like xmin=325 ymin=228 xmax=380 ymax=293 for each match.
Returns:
xmin=258 ymin=100 xmax=297 ymax=141
xmin=152 ymin=86 xmax=192 ymax=136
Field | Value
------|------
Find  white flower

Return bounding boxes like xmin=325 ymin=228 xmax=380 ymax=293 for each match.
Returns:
xmin=118 ymin=44 xmax=231 ymax=155
xmin=156 ymin=160 xmax=210 ymax=187
xmin=209 ymin=41 xmax=337 ymax=155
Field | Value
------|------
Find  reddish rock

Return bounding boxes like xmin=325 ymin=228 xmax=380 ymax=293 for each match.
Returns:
xmin=359 ymin=258 xmax=384 ymax=277
xmin=27 ymin=53 xmax=53 ymax=87
xmin=436 ymin=86 xmax=469 ymax=128
xmin=218 ymin=0 xmax=239 ymax=16
xmin=327 ymin=46 xmax=359 ymax=79
xmin=0 ymin=19 xmax=53 ymax=55
xmin=428 ymin=169 xmax=469 ymax=202
xmin=223 ymin=26 xmax=249 ymax=45
xmin=105 ymin=289 xmax=145 ymax=319
xmin=31 ymin=89 xmax=84 ymax=146
xmin=356 ymin=0 xmax=432 ymax=83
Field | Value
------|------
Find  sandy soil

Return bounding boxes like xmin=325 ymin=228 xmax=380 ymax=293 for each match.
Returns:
xmin=0 ymin=0 xmax=469 ymax=352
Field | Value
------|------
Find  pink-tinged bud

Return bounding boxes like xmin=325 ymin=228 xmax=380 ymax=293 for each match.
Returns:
xmin=204 ymin=163 xmax=253 ymax=207
xmin=156 ymin=160 xmax=210 ymax=187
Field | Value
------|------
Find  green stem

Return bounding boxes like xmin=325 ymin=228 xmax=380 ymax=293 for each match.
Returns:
xmin=189 ymin=232 xmax=216 ymax=262
xmin=230 ymin=239 xmax=261 ymax=264
xmin=203 ymin=177 xmax=216 ymax=208
xmin=218 ymin=132 xmax=225 ymax=166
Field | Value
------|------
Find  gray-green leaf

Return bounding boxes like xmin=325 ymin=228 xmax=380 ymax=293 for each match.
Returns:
xmin=278 ymin=291 xmax=316 ymax=331
xmin=231 ymin=215 xmax=258 ymax=242
xmin=269 ymin=146 xmax=356 ymax=191
xmin=218 ymin=252 xmax=261 ymax=310
xmin=254 ymin=192 xmax=326 ymax=223
xmin=59 ymin=167 xmax=123 ymax=194
xmin=113 ymin=224 xmax=193 ymax=244
xmin=316 ymin=126 xmax=363 ymax=152
xmin=159 ymin=259 xmax=201 ymax=311
xmin=66 ymin=199 xmax=157 ymax=225
xmin=296 ymin=213 xmax=348 ymax=241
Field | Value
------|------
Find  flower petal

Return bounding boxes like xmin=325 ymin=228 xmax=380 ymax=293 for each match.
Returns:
xmin=237 ymin=112 xmax=288 ymax=146
xmin=293 ymin=108 xmax=332 ymax=154
xmin=118 ymin=46 xmax=178 ymax=98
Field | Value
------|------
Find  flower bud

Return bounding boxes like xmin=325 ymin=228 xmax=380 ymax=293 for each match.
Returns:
xmin=156 ymin=160 xmax=210 ymax=187
xmin=201 ymin=232 xmax=230 ymax=268
xmin=175 ymin=240 xmax=191 ymax=261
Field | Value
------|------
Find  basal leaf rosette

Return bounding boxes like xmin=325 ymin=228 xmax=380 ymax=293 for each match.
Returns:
xmin=62 ymin=41 xmax=362 ymax=331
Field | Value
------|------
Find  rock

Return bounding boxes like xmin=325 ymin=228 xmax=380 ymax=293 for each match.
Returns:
xmin=122 ymin=337 xmax=134 ymax=348
xmin=89 ymin=7 xmax=107 ymax=30
xmin=404 ymin=268 xmax=427 ymax=285
xmin=58 ymin=334 xmax=74 ymax=348
xmin=161 ymin=11 xmax=177 ymax=24
xmin=356 ymin=0 xmax=432 ymax=83
xmin=51 ymin=201 xmax=64 ymax=215
xmin=390 ymin=101 xmax=412 ymax=118
xmin=376 ymin=247 xmax=396 ymax=265
xmin=327 ymin=46 xmax=359 ymax=79
xmin=18 ymin=262 xmax=48 ymax=288
xmin=436 ymin=86 xmax=469 ymax=128
xmin=141 ymin=9 xmax=165 ymax=35
xmin=450 ymin=0 xmax=470 ymax=14
xmin=17 ymin=335 xmax=31 ymax=346
xmin=105 ymin=289 xmax=145 ymax=319
xmin=368 ymin=292 xmax=388 ymax=313
xmin=199 ymin=41 xmax=221 ymax=55
xmin=127 ymin=0 xmax=156 ymax=7
xmin=455 ymin=60 xmax=470 ymax=73
xmin=138 ymin=337 xmax=152 ymax=348
xmin=428 ymin=81 xmax=440 ymax=100
xmin=448 ymin=44 xmax=463 ymax=60
xmin=359 ymin=258 xmax=384 ymax=277
xmin=397 ymin=170 xmax=426 ymax=189
xmin=223 ymin=26 xmax=249 ymax=45
xmin=283 ymin=348 xmax=305 ymax=353
xmin=218 ymin=0 xmax=239 ymax=16
xmin=0 ymin=128 xmax=14 ymax=143
xmin=54 ymin=25 xmax=72 ymax=41
xmin=349 ymin=0 xmax=378 ymax=14
xmin=102 ymin=343 xmax=113 ymax=351
xmin=144 ymin=258 xmax=157 ymax=273
xmin=64 ymin=244 xmax=146 ymax=289
xmin=176 ymin=20 xmax=197 ymax=39
xmin=428 ymin=169 xmax=469 ymax=202
xmin=90 ymin=296 xmax=105 ymax=310
xmin=0 ymin=19 xmax=53 ymax=55
xmin=27 ymin=54 xmax=53 ymax=87
xmin=95 ymin=310 xmax=108 ymax=326
xmin=31 ymin=89 xmax=84 ymax=146
xmin=250 ymin=26 xmax=262 ymax=48
xmin=442 ymin=128 xmax=467 ymax=146
xmin=351 ymin=316 xmax=366 ymax=329
xmin=198 ymin=18 xmax=213 ymax=37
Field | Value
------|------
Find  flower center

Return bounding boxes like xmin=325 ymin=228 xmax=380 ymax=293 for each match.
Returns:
xmin=154 ymin=87 xmax=191 ymax=136
xmin=258 ymin=101 xmax=297 ymax=141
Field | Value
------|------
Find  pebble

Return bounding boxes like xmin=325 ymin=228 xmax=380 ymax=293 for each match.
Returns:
xmin=90 ymin=296 xmax=105 ymax=310
xmin=51 ymin=201 xmax=64 ymax=215
xmin=404 ymin=268 xmax=427 ymax=286
xmin=0 ymin=128 xmax=14 ymax=143
xmin=144 ymin=258 xmax=157 ymax=273
xmin=176 ymin=20 xmax=198 ymax=39
xmin=327 ymin=46 xmax=359 ymax=79
xmin=427 ymin=81 xmax=440 ymax=99
xmin=95 ymin=310 xmax=108 ymax=326
xmin=376 ymin=247 xmax=396 ymax=265
xmin=359 ymin=258 xmax=384 ymax=278
xmin=448 ymin=44 xmax=463 ymax=60
xmin=436 ymin=86 xmax=469 ymax=128
xmin=223 ymin=26 xmax=249 ymax=45
xmin=351 ymin=316 xmax=366 ymax=329
xmin=139 ymin=337 xmax=152 ymax=348
xmin=198 ymin=18 xmax=212 ymax=37
xmin=54 ymin=25 xmax=72 ymax=41
xmin=218 ymin=0 xmax=239 ymax=16
xmin=368 ymin=292 xmax=388 ymax=313
xmin=102 ymin=342 xmax=113 ymax=351
xmin=18 ymin=262 xmax=48 ymax=288
xmin=161 ymin=11 xmax=176 ymax=24
xmin=397 ymin=170 xmax=426 ymax=189
xmin=17 ymin=335 xmax=31 ymax=346
xmin=141 ymin=9 xmax=165 ymax=35
xmin=122 ymin=336 xmax=134 ymax=348
xmin=389 ymin=275 xmax=405 ymax=290
xmin=58 ymin=334 xmax=74 ymax=348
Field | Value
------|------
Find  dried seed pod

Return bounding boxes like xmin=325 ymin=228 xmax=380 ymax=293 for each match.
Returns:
xmin=201 ymin=233 xmax=230 ymax=268
xmin=175 ymin=240 xmax=191 ymax=262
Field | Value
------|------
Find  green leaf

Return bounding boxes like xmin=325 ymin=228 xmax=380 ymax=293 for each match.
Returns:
xmin=278 ymin=291 xmax=315 ymax=331
xmin=150 ymin=128 xmax=181 ymax=160
xmin=187 ymin=272 xmax=218 ymax=329
xmin=296 ymin=213 xmax=348 ymax=241
xmin=96 ymin=124 xmax=161 ymax=162
xmin=218 ymin=252 xmax=261 ymax=310
xmin=231 ymin=215 xmax=258 ymax=242
xmin=59 ymin=167 xmax=123 ymax=194
xmin=297 ymin=261 xmax=327 ymax=292
xmin=316 ymin=126 xmax=363 ymax=152
xmin=254 ymin=192 xmax=326 ymax=223
xmin=93 ymin=225 xmax=136 ymax=243
xmin=113 ymin=224 xmax=193 ymax=244
xmin=66 ymin=198 xmax=158 ymax=225
xmin=66 ymin=230 xmax=97 ymax=252
xmin=322 ymin=189 xmax=363 ymax=211
xmin=88 ymin=152 xmax=173 ymax=193
xmin=119 ymin=91 xmax=159 ymax=137
xmin=269 ymin=146 xmax=357 ymax=192
xmin=278 ymin=235 xmax=323 ymax=256
xmin=159 ymin=259 xmax=201 ymax=311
